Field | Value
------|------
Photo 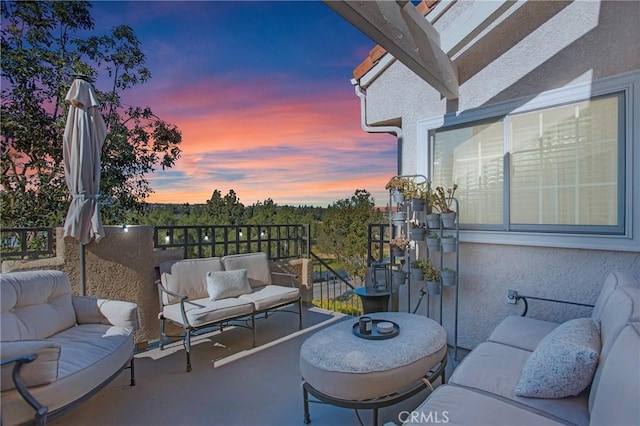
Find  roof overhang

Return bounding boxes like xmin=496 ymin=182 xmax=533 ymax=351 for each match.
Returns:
xmin=324 ymin=0 xmax=459 ymax=99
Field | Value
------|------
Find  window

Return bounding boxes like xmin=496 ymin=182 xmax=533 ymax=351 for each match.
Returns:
xmin=418 ymin=71 xmax=639 ymax=251
xmin=432 ymin=94 xmax=624 ymax=234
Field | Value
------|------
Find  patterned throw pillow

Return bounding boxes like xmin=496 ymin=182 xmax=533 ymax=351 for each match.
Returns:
xmin=206 ymin=269 xmax=252 ymax=301
xmin=515 ymin=317 xmax=601 ymax=398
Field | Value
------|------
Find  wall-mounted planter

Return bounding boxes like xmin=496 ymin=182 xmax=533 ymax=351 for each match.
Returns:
xmin=426 ymin=213 xmax=441 ymax=229
xmin=391 ymin=211 xmax=406 ymax=226
xmin=426 ymin=235 xmax=440 ymax=252
xmin=426 ymin=280 xmax=441 ymax=295
xmin=410 ymin=267 xmax=424 ymax=281
xmin=411 ymin=198 xmax=425 ymax=211
xmin=441 ymin=212 xmax=457 ymax=228
xmin=441 ymin=236 xmax=457 ymax=252
xmin=392 ymin=190 xmax=405 ymax=204
xmin=410 ymin=227 xmax=426 ymax=241
xmin=441 ymin=269 xmax=456 ymax=286
xmin=391 ymin=247 xmax=406 ymax=257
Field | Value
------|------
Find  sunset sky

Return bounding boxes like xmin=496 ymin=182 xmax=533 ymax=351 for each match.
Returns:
xmin=90 ymin=1 xmax=397 ymax=207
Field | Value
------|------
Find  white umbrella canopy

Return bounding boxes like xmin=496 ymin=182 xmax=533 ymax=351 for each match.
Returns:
xmin=63 ymin=77 xmax=106 ymax=245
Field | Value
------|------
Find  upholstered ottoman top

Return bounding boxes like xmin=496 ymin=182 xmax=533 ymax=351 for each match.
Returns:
xmin=300 ymin=312 xmax=447 ymax=401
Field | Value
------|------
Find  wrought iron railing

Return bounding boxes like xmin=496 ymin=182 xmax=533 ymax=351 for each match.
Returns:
xmin=310 ymin=252 xmax=362 ymax=316
xmin=1 ymin=227 xmax=56 ymax=260
xmin=153 ymin=224 xmax=310 ymax=261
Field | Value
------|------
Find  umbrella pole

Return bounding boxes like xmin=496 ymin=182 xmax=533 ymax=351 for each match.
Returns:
xmin=80 ymin=243 xmax=86 ymax=296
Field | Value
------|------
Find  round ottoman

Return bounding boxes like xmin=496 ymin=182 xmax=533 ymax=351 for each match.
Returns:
xmin=300 ymin=312 xmax=447 ymax=409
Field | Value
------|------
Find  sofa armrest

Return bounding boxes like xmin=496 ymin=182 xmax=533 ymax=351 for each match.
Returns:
xmin=72 ymin=296 xmax=140 ymax=331
xmin=271 ymin=271 xmax=298 ymax=287
xmin=1 ymin=341 xmax=61 ymax=391
xmin=1 ymin=352 xmax=48 ymax=424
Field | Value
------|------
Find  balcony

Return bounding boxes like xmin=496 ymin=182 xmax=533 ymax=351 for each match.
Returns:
xmin=46 ymin=304 xmax=452 ymax=426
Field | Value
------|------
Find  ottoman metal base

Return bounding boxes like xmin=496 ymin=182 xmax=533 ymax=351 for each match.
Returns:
xmin=302 ymin=350 xmax=447 ymax=426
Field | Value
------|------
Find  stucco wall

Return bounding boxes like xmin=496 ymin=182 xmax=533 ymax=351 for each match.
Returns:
xmin=2 ymin=227 xmax=313 ymax=349
xmin=361 ymin=0 xmax=640 ymax=348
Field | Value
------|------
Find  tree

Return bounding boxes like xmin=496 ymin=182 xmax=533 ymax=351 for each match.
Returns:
xmin=317 ymin=189 xmax=385 ymax=283
xmin=204 ymin=189 xmax=245 ymax=225
xmin=1 ymin=1 xmax=182 ymax=227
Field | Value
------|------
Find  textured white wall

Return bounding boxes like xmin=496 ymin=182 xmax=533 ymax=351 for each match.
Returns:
xmin=361 ymin=0 xmax=640 ymax=348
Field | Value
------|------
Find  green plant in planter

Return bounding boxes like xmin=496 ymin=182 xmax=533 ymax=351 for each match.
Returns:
xmin=410 ymin=259 xmax=427 ymax=269
xmin=403 ymin=180 xmax=431 ymax=200
xmin=421 ymin=261 xmax=440 ymax=282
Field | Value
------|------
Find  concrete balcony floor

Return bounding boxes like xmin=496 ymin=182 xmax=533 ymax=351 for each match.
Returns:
xmin=51 ymin=305 xmax=455 ymax=426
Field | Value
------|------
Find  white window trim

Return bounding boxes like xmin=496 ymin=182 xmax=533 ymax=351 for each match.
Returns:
xmin=416 ymin=70 xmax=640 ymax=252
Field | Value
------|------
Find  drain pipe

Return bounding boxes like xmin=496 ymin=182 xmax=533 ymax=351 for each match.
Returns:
xmin=352 ymin=80 xmax=403 ymax=174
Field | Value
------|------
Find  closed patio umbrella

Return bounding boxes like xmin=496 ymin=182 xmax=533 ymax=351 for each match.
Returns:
xmin=63 ymin=76 xmax=107 ymax=296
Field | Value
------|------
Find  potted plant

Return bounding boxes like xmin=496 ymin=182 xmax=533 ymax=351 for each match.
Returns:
xmin=385 ymin=176 xmax=410 ymax=203
xmin=403 ymin=180 xmax=431 ymax=211
xmin=441 ymin=267 xmax=456 ymax=286
xmin=409 ymin=220 xmax=426 ymax=241
xmin=422 ymin=261 xmax=440 ymax=295
xmin=432 ymin=184 xmax=458 ymax=227
xmin=410 ymin=260 xmax=426 ymax=281
xmin=441 ymin=234 xmax=457 ymax=252
xmin=426 ymin=232 xmax=440 ymax=252
xmin=426 ymin=212 xmax=441 ymax=229
xmin=389 ymin=233 xmax=410 ymax=257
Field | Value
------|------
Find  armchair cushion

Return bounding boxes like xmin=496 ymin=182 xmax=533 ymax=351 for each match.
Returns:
xmin=1 ymin=340 xmax=61 ymax=391
xmin=73 ymin=296 xmax=140 ymax=330
xmin=515 ymin=318 xmax=600 ymax=398
xmin=206 ymin=269 xmax=252 ymax=301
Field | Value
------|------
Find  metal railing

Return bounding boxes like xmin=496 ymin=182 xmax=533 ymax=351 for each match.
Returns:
xmin=309 ymin=252 xmax=362 ymax=316
xmin=1 ymin=227 xmax=56 ymax=260
xmin=153 ymin=224 xmax=310 ymax=261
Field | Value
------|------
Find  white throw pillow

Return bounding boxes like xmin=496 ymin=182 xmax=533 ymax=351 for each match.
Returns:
xmin=515 ymin=317 xmax=601 ymax=399
xmin=206 ymin=269 xmax=252 ymax=301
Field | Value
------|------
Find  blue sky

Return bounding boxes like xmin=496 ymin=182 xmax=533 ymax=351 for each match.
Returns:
xmin=90 ymin=1 xmax=396 ymax=206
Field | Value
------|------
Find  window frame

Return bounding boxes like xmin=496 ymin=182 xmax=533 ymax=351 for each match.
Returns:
xmin=416 ymin=71 xmax=640 ymax=252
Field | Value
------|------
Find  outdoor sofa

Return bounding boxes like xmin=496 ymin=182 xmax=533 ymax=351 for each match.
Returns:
xmin=404 ymin=269 xmax=640 ymax=426
xmin=1 ymin=270 xmax=139 ymax=426
xmin=157 ymin=252 xmax=302 ymax=372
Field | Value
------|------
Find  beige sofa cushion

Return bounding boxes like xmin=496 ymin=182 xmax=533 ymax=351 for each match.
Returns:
xmin=404 ymin=385 xmax=565 ymax=426
xmin=449 ymin=341 xmax=590 ymax=425
xmin=238 ymin=285 xmax=299 ymax=311
xmin=590 ymin=323 xmax=640 ymax=426
xmin=162 ymin=296 xmax=254 ymax=328
xmin=160 ymin=257 xmax=224 ymax=305
xmin=488 ymin=316 xmax=559 ymax=352
xmin=73 ymin=296 xmax=140 ymax=330
xmin=1 ymin=270 xmax=76 ymax=340
xmin=1 ymin=340 xmax=61 ymax=391
xmin=223 ymin=252 xmax=272 ymax=288
xmin=2 ymin=324 xmax=134 ymax=426
xmin=591 ymin=270 xmax=639 ymax=322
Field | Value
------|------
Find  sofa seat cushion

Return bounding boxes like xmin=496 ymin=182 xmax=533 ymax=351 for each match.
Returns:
xmin=1 ymin=340 xmax=61 ymax=391
xmin=2 ymin=323 xmax=134 ymax=426
xmin=449 ymin=342 xmax=589 ymax=425
xmin=403 ymin=385 xmax=565 ymax=426
xmin=488 ymin=315 xmax=559 ymax=351
xmin=238 ymin=285 xmax=299 ymax=311
xmin=162 ymin=297 xmax=254 ymax=328
xmin=515 ymin=318 xmax=600 ymax=399
xmin=1 ymin=270 xmax=76 ymax=340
